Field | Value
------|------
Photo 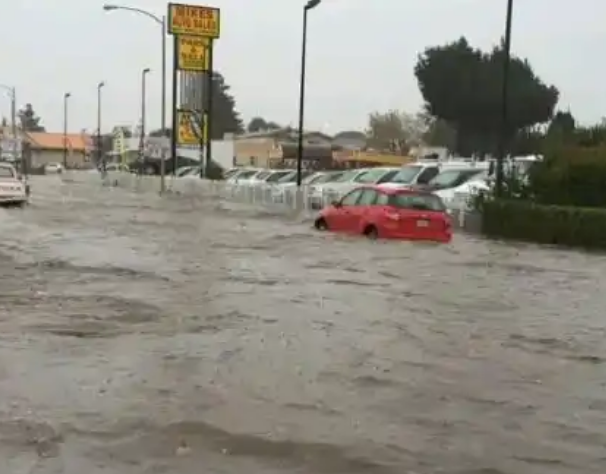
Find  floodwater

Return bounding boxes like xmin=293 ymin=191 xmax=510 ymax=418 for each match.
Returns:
xmin=0 ymin=175 xmax=604 ymax=474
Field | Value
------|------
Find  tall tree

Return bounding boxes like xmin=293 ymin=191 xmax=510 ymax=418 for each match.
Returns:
xmin=18 ymin=103 xmax=45 ymax=132
xmin=415 ymin=37 xmax=559 ymax=155
xmin=211 ymin=72 xmax=244 ymax=139
xmin=547 ymin=110 xmax=576 ymax=136
xmin=247 ymin=117 xmax=281 ymax=133
xmin=422 ymin=116 xmax=457 ymax=150
xmin=145 ymin=73 xmax=243 ymax=139
xmin=366 ymin=110 xmax=426 ymax=152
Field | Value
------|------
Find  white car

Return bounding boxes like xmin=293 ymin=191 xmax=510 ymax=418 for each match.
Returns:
xmin=44 ymin=162 xmax=63 ymax=174
xmin=311 ymin=167 xmax=401 ymax=205
xmin=180 ymin=166 xmax=202 ymax=179
xmin=271 ymin=170 xmax=340 ymax=203
xmin=0 ymin=163 xmax=28 ymax=206
xmin=434 ymin=175 xmax=490 ymax=211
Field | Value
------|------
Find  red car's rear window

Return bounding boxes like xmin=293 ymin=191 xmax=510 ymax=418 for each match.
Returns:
xmin=388 ymin=193 xmax=445 ymax=212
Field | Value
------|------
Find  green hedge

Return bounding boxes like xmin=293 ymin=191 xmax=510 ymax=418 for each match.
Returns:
xmin=528 ymin=146 xmax=606 ymax=207
xmin=482 ymin=199 xmax=606 ymax=249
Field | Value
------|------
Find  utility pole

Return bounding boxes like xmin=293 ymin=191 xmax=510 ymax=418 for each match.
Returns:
xmin=97 ymin=81 xmax=105 ymax=172
xmin=140 ymin=68 xmax=151 ymax=173
xmin=63 ymin=92 xmax=71 ymax=169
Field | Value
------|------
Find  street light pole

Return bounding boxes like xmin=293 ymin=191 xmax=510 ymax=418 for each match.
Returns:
xmin=495 ymin=0 xmax=513 ymax=198
xmin=296 ymin=0 xmax=321 ymax=187
xmin=140 ymin=68 xmax=151 ymax=172
xmin=97 ymin=81 xmax=105 ymax=172
xmin=1 ymin=85 xmax=18 ymax=170
xmin=103 ymin=4 xmax=167 ymax=192
xmin=63 ymin=92 xmax=71 ymax=169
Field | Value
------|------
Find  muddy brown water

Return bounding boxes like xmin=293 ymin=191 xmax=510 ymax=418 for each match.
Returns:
xmin=0 ymin=176 xmax=604 ymax=474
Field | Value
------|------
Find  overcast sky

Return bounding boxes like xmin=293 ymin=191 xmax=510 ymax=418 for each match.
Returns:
xmin=1 ymin=0 xmax=604 ymax=135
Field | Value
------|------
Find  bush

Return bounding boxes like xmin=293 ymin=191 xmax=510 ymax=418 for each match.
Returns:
xmin=482 ymin=199 xmax=606 ymax=249
xmin=528 ymin=145 xmax=606 ymax=207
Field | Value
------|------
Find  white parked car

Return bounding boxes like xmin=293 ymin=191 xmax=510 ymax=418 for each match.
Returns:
xmin=44 ymin=162 xmax=63 ymax=174
xmin=309 ymin=167 xmax=401 ymax=208
xmin=434 ymin=174 xmax=491 ymax=211
xmin=0 ymin=163 xmax=28 ymax=207
xmin=271 ymin=170 xmax=341 ymax=203
xmin=180 ymin=166 xmax=202 ymax=179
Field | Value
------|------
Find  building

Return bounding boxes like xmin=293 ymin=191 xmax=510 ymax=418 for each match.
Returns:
xmin=26 ymin=132 xmax=92 ymax=169
xmin=234 ymin=128 xmax=333 ymax=168
xmin=331 ymin=131 xmax=368 ymax=150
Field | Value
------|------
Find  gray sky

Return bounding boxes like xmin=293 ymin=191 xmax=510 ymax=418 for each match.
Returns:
xmin=1 ymin=0 xmax=604 ymax=135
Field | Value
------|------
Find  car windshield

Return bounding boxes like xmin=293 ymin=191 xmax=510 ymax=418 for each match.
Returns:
xmin=389 ymin=192 xmax=445 ymax=212
xmin=354 ymin=168 xmax=392 ymax=183
xmin=255 ymin=171 xmax=271 ymax=180
xmin=224 ymin=169 xmax=240 ymax=178
xmin=235 ymin=171 xmax=258 ymax=179
xmin=0 ymin=166 xmax=15 ymax=178
xmin=386 ymin=165 xmax=423 ymax=184
xmin=176 ymin=167 xmax=193 ymax=176
xmin=319 ymin=171 xmax=345 ymax=183
xmin=301 ymin=173 xmax=324 ymax=185
xmin=266 ymin=171 xmax=292 ymax=183
xmin=333 ymin=170 xmax=360 ymax=182
xmin=429 ymin=169 xmax=482 ymax=188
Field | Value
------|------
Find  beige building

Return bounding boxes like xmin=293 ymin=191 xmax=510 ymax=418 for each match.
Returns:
xmin=1 ymin=127 xmax=92 ymax=169
xmin=234 ymin=129 xmax=333 ymax=168
xmin=26 ymin=132 xmax=92 ymax=168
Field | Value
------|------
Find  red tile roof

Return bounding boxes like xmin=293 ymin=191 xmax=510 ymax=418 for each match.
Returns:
xmin=26 ymin=132 xmax=91 ymax=151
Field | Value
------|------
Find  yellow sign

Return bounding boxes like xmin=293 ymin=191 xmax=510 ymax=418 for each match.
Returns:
xmin=168 ymin=3 xmax=220 ymax=38
xmin=177 ymin=35 xmax=210 ymax=71
xmin=177 ymin=109 xmax=208 ymax=146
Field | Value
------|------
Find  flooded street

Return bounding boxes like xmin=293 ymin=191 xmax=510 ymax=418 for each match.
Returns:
xmin=0 ymin=175 xmax=604 ymax=474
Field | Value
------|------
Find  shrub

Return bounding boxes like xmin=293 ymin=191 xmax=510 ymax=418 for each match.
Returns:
xmin=482 ymin=199 xmax=606 ymax=250
xmin=528 ymin=145 xmax=606 ymax=207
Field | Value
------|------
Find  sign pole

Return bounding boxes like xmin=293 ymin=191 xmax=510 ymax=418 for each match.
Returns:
xmin=205 ymin=40 xmax=214 ymax=178
xmin=198 ymin=109 xmax=205 ymax=178
xmin=171 ymin=37 xmax=179 ymax=177
xmin=167 ymin=3 xmax=220 ymax=180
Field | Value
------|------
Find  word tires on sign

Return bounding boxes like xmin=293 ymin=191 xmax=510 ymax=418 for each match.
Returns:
xmin=168 ymin=3 xmax=220 ymax=38
xmin=177 ymin=36 xmax=210 ymax=71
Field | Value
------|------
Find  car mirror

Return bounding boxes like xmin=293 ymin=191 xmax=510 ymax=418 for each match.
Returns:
xmin=332 ymin=200 xmax=342 ymax=208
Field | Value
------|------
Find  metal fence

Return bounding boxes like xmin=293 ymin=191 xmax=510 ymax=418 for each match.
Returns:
xmin=64 ymin=171 xmax=482 ymax=232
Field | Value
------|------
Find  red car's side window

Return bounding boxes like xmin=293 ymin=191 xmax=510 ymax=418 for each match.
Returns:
xmin=340 ymin=190 xmax=363 ymax=206
xmin=376 ymin=192 xmax=389 ymax=206
xmin=357 ymin=189 xmax=379 ymax=206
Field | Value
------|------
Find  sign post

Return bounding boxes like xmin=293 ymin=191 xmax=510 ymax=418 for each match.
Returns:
xmin=167 ymin=3 xmax=220 ymax=179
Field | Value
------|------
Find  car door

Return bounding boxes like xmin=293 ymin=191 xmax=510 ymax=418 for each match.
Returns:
xmin=349 ymin=188 xmax=379 ymax=232
xmin=329 ymin=189 xmax=364 ymax=232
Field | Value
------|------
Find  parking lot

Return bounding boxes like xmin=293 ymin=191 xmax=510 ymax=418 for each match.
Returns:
xmin=0 ymin=175 xmax=604 ymax=473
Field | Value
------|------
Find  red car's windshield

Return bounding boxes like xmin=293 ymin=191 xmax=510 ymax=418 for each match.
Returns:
xmin=388 ymin=193 xmax=445 ymax=212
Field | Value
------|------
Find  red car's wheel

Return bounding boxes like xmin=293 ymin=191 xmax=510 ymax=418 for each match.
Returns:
xmin=314 ymin=217 xmax=328 ymax=231
xmin=363 ymin=225 xmax=378 ymax=239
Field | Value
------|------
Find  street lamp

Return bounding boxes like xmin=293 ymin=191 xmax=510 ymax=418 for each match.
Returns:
xmin=140 ymin=68 xmax=151 ymax=173
xmin=97 ymin=81 xmax=105 ymax=171
xmin=103 ymin=4 xmax=167 ymax=191
xmin=63 ymin=92 xmax=71 ymax=169
xmin=495 ymin=0 xmax=513 ymax=198
xmin=0 ymin=85 xmax=18 ymax=169
xmin=296 ymin=0 xmax=322 ymax=187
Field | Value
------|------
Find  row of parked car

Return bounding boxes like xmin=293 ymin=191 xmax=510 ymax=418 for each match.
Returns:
xmin=217 ymin=160 xmax=501 ymax=211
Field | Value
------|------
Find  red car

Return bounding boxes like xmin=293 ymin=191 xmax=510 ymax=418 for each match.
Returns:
xmin=313 ymin=185 xmax=452 ymax=243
